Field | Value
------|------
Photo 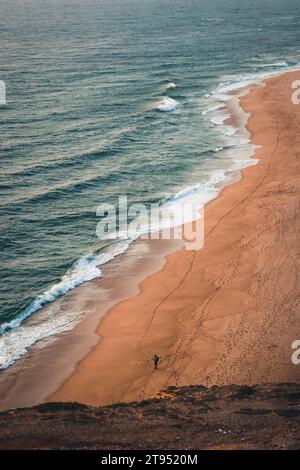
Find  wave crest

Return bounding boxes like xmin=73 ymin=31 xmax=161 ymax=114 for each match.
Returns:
xmin=155 ymin=97 xmax=179 ymax=112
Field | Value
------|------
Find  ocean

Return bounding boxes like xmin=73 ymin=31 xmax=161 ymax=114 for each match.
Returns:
xmin=1 ymin=0 xmax=300 ymax=368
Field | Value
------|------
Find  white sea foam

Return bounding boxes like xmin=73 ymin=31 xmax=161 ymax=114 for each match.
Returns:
xmin=0 ymin=308 xmax=86 ymax=370
xmin=171 ymin=169 xmax=227 ymax=205
xmin=205 ymin=61 xmax=300 ymax=144
xmin=256 ymin=61 xmax=289 ymax=68
xmin=210 ymin=112 xmax=231 ymax=125
xmin=164 ymin=82 xmax=177 ymax=90
xmin=155 ymin=97 xmax=179 ymax=112
xmin=212 ymin=62 xmax=300 ymax=102
xmin=223 ymin=125 xmax=237 ymax=136
xmin=0 ymin=258 xmax=101 ymax=336
xmin=202 ymin=103 xmax=224 ymax=115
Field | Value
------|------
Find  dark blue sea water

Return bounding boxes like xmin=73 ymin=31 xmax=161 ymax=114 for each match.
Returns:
xmin=1 ymin=0 xmax=300 ymax=367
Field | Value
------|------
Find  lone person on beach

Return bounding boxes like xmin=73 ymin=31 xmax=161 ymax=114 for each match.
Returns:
xmin=153 ymin=353 xmax=160 ymax=370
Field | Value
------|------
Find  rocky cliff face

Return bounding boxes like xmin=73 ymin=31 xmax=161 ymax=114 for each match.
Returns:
xmin=0 ymin=384 xmax=299 ymax=450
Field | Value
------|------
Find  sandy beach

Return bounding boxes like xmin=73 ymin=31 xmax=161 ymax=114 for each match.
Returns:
xmin=48 ymin=70 xmax=300 ymax=407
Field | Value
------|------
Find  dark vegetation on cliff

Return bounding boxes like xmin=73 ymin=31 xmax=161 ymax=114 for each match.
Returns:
xmin=0 ymin=384 xmax=299 ymax=450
